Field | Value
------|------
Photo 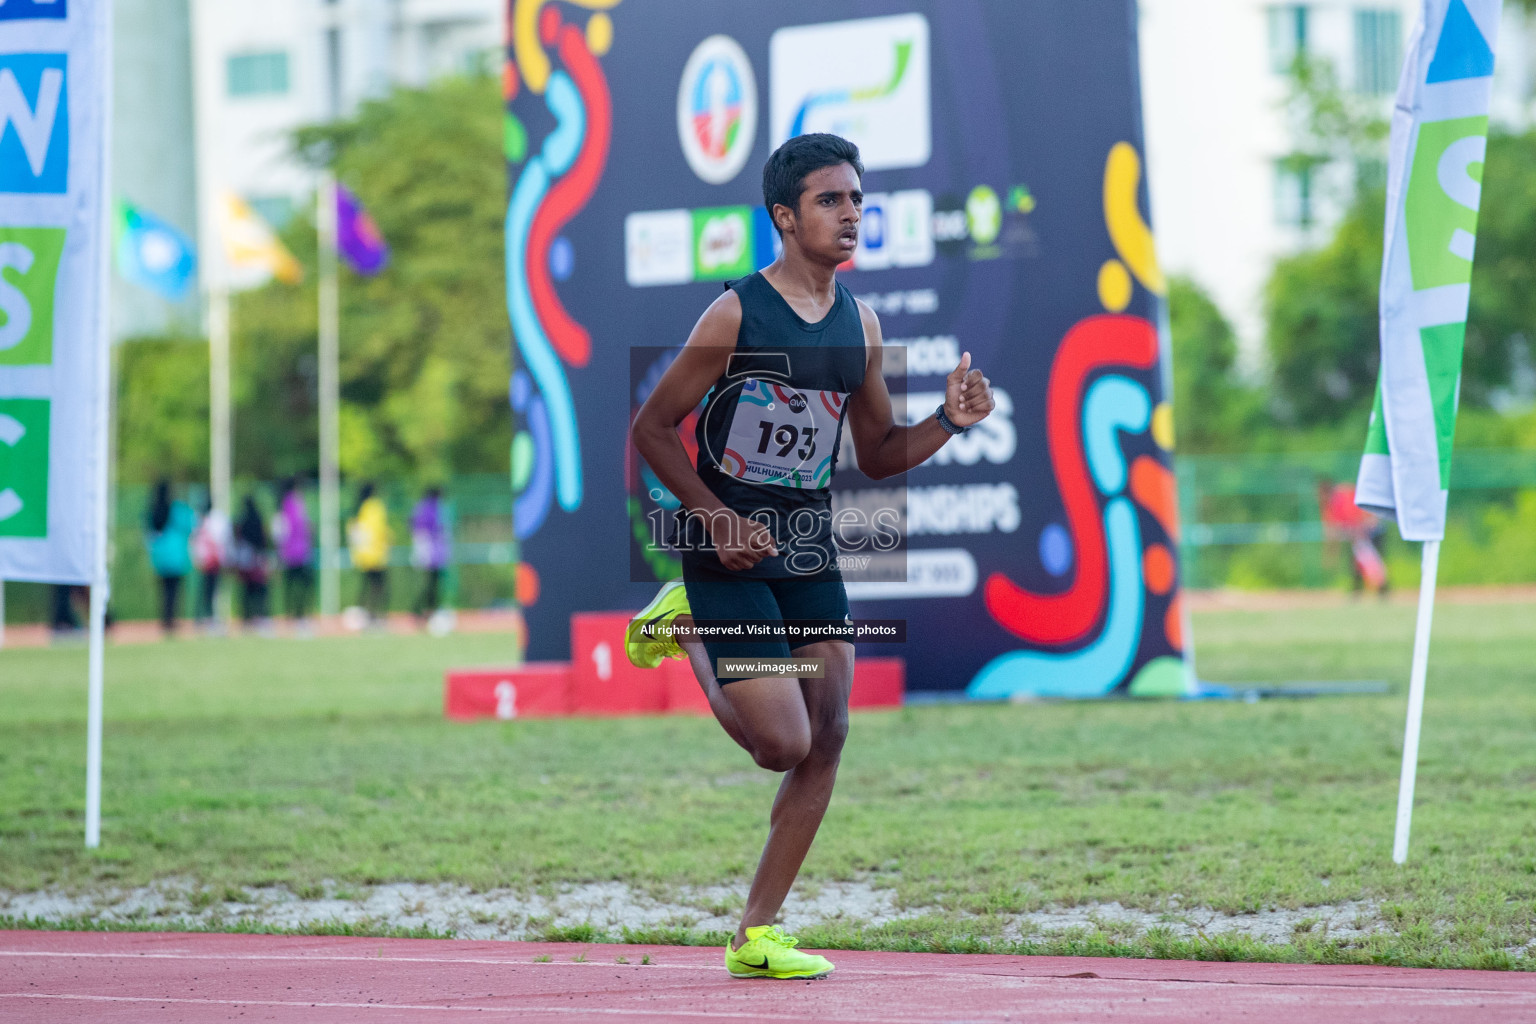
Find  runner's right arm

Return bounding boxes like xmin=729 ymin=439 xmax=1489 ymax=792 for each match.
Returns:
xmin=631 ymin=290 xmax=779 ymax=571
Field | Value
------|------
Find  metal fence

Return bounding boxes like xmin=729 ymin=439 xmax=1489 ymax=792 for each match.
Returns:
xmin=1178 ymin=449 xmax=1536 ymax=588
xmin=5 ymin=451 xmax=1534 ymax=623
xmin=5 ymin=476 xmax=524 ymax=625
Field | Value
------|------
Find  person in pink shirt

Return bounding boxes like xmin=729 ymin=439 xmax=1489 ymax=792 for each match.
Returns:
xmin=410 ymin=486 xmax=451 ymax=623
xmin=273 ymin=478 xmax=315 ymax=626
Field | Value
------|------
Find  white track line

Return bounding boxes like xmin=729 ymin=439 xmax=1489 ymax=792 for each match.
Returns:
xmin=0 ymin=992 xmax=928 ymax=1023
xmin=1 ymin=950 xmax=1531 ymax=997
xmin=0 ymin=950 xmax=716 ymax=971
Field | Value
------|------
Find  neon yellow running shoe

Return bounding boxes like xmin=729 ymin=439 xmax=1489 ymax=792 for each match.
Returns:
xmin=725 ymin=926 xmax=834 ymax=980
xmin=625 ymin=579 xmax=690 ymax=669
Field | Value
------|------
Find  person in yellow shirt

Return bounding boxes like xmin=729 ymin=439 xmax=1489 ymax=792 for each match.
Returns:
xmin=347 ymin=482 xmax=393 ymax=626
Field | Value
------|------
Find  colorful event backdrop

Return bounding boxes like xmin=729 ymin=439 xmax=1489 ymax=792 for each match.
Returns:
xmin=502 ymin=0 xmax=1189 ymax=697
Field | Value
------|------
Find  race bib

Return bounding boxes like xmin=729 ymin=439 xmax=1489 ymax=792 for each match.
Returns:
xmin=718 ymin=379 xmax=846 ymax=488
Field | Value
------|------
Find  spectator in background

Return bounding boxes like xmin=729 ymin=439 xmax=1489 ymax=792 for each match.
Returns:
xmin=232 ymin=494 xmax=273 ymax=629
xmin=145 ymin=479 xmax=195 ymax=637
xmin=1319 ymin=479 xmax=1389 ymax=597
xmin=50 ymin=584 xmax=82 ymax=637
xmin=410 ymin=486 xmax=451 ymax=624
xmin=348 ymin=482 xmax=392 ymax=627
xmin=273 ymin=477 xmax=315 ymax=631
xmin=191 ymin=495 xmax=230 ymax=633
xmin=48 ymin=585 xmax=105 ymax=641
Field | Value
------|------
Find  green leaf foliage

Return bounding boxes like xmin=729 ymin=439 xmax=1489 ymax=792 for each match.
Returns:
xmin=1168 ymin=277 xmax=1263 ymax=453
xmin=1265 ymin=130 xmax=1536 ymax=426
xmin=115 ymin=336 xmax=211 ymax=486
xmin=238 ymin=73 xmax=513 ymax=484
xmin=1264 ymin=192 xmax=1385 ymax=426
xmin=1464 ymin=130 xmax=1536 ymax=410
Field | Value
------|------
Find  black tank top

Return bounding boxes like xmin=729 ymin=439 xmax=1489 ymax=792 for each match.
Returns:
xmin=679 ymin=271 xmax=867 ymax=577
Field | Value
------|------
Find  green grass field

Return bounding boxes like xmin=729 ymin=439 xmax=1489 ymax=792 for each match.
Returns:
xmin=3 ymin=597 xmax=1534 ymax=969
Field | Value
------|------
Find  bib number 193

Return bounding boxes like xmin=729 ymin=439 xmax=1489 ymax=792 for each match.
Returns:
xmin=718 ymin=379 xmax=844 ymax=489
xmin=756 ymin=421 xmax=816 ymax=461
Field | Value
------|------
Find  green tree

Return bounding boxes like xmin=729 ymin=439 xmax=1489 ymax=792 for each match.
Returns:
xmin=1277 ymin=55 xmax=1390 ymax=206
xmin=1464 ymin=129 xmax=1536 ymax=410
xmin=115 ymin=336 xmax=210 ymax=486
xmin=1264 ymin=193 xmax=1385 ymax=425
xmin=1266 ymin=130 xmax=1536 ymax=426
xmin=233 ymin=72 xmax=513 ymax=484
xmin=1168 ymin=276 xmax=1262 ymax=452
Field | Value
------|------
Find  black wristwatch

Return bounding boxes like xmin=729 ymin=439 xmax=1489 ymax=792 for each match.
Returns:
xmin=935 ymin=403 xmax=967 ymax=436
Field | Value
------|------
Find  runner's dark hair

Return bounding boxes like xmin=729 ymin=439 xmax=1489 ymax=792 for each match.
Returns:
xmin=762 ymin=134 xmax=863 ymax=236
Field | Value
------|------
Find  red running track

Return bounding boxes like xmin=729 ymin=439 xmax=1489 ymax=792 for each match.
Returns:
xmin=3 ymin=930 xmax=1534 ymax=1023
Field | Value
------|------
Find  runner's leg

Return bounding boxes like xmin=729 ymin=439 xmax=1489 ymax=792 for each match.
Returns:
xmin=726 ymin=638 xmax=852 ymax=950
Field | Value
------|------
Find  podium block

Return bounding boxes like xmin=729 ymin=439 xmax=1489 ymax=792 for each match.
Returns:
xmin=851 ymin=657 xmax=905 ymax=709
xmin=569 ymin=611 xmax=668 ymax=716
xmin=444 ymin=663 xmax=573 ymax=721
xmin=662 ymin=656 xmax=712 ymax=715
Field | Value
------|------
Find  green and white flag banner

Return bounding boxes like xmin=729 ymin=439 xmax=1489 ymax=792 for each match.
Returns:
xmin=0 ymin=1 xmax=111 ymax=583
xmin=1357 ymin=0 xmax=1501 ymax=542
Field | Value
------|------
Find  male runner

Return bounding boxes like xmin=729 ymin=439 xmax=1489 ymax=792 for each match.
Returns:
xmin=629 ymin=133 xmax=995 ymax=979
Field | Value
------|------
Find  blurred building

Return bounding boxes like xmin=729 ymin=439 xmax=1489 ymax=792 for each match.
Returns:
xmin=1139 ymin=0 xmax=1535 ymax=364
xmin=187 ymin=0 xmax=500 ymax=284
xmin=125 ymin=1 xmax=1532 ymax=358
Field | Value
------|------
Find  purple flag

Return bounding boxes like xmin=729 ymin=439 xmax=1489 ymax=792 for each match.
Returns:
xmin=336 ymin=184 xmax=389 ymax=275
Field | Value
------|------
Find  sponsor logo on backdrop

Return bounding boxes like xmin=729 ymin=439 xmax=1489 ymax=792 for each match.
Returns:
xmin=677 ymin=35 xmax=758 ymax=185
xmin=856 ymin=193 xmax=889 ymax=269
xmin=693 ymin=205 xmax=755 ymax=279
xmin=0 ymin=0 xmax=67 ymax=21
xmin=0 ymin=52 xmax=68 ymax=194
xmin=965 ymin=186 xmax=1002 ymax=247
xmin=0 ymin=398 xmax=49 ymax=538
xmin=0 ymin=226 xmax=65 ymax=366
xmin=854 ymin=189 xmax=933 ymax=270
xmin=624 ymin=209 xmax=693 ymax=287
xmin=626 ymin=188 xmax=937 ymax=287
xmin=627 ymin=206 xmax=764 ymax=286
xmin=770 ymin=13 xmax=930 ymax=172
xmin=933 ymin=184 xmax=1040 ymax=261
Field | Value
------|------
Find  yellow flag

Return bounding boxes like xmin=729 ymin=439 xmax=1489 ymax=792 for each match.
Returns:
xmin=217 ymin=191 xmax=302 ymax=285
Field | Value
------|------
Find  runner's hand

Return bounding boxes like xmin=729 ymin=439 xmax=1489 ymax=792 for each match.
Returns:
xmin=715 ymin=513 xmax=778 ymax=571
xmin=944 ymin=351 xmax=995 ymax=428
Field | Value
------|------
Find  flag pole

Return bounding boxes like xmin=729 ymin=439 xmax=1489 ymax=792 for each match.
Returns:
xmin=86 ymin=0 xmax=116 ymax=849
xmin=318 ymin=171 xmax=341 ymax=618
xmin=209 ymin=284 xmax=232 ymax=537
xmin=1392 ymin=538 xmax=1441 ymax=864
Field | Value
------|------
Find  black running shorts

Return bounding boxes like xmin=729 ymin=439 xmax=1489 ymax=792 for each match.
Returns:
xmin=681 ymin=559 xmax=852 ymax=681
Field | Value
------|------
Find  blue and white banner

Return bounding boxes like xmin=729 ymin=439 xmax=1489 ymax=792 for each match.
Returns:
xmin=1357 ymin=0 xmax=1502 ymax=541
xmin=0 ymin=0 xmax=111 ymax=583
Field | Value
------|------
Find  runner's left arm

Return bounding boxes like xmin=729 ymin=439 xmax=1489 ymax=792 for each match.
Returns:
xmin=845 ymin=300 xmax=995 ymax=480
